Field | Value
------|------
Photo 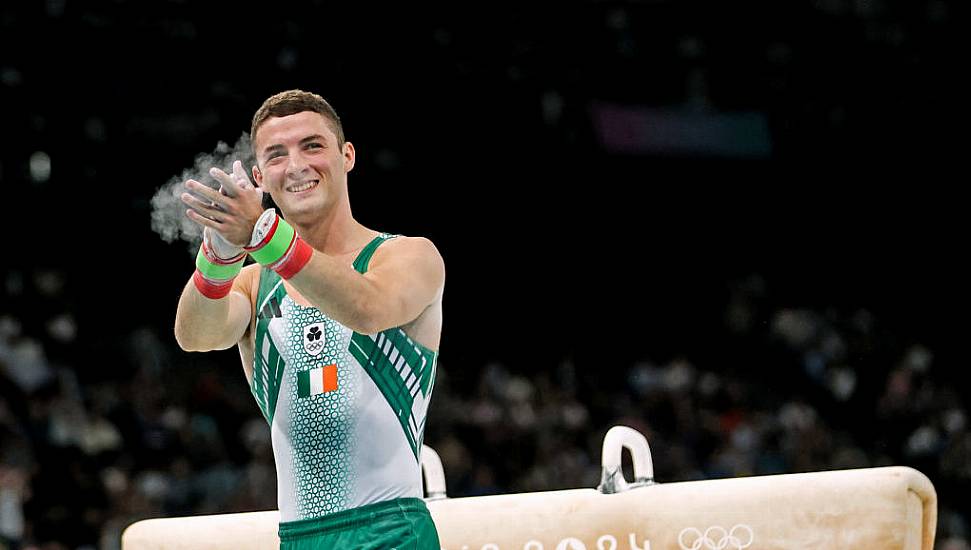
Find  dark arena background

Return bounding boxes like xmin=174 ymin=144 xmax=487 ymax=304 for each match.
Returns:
xmin=0 ymin=1 xmax=964 ymax=549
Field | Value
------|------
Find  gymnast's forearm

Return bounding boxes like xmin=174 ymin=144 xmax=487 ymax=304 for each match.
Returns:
xmin=174 ymin=278 xmax=248 ymax=352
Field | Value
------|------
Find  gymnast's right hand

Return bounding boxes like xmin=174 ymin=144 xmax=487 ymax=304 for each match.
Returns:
xmin=182 ymin=160 xmax=265 ymax=250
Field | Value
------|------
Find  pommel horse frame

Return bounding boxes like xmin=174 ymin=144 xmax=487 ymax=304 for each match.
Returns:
xmin=123 ymin=426 xmax=937 ymax=549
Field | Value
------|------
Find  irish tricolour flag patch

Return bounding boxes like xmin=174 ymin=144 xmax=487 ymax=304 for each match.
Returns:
xmin=298 ymin=365 xmax=338 ymax=398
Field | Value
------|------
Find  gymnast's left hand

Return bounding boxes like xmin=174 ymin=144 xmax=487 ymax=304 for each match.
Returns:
xmin=181 ymin=160 xmax=265 ymax=247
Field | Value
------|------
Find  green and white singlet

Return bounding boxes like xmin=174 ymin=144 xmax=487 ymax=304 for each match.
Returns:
xmin=250 ymin=233 xmax=438 ymax=522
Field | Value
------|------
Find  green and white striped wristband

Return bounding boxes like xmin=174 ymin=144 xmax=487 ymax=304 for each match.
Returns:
xmin=244 ymin=209 xmax=313 ymax=279
xmin=245 ymin=209 xmax=294 ymax=265
xmin=195 ymin=245 xmax=245 ymax=280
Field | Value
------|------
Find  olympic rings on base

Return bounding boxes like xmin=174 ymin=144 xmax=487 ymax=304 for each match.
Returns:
xmin=677 ymin=524 xmax=754 ymax=550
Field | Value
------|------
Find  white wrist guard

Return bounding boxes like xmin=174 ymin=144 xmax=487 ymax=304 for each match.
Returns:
xmin=247 ymin=209 xmax=280 ymax=249
xmin=204 ymin=227 xmax=244 ymax=261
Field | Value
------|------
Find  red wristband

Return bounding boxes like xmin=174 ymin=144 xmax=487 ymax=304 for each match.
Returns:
xmin=273 ymin=236 xmax=313 ymax=280
xmin=192 ymin=269 xmax=236 ymax=299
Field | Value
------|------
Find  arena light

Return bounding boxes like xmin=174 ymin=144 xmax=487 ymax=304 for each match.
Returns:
xmin=29 ymin=151 xmax=51 ymax=184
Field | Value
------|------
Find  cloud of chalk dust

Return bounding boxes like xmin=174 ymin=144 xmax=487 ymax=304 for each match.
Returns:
xmin=150 ymin=132 xmax=256 ymax=255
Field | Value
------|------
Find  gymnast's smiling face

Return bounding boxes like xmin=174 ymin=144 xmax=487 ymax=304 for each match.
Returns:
xmin=251 ymin=111 xmax=356 ymax=227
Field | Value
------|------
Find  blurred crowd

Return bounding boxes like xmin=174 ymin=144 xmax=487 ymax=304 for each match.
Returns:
xmin=1 ymin=1 xmax=962 ymax=548
xmin=1 ymin=268 xmax=967 ymax=550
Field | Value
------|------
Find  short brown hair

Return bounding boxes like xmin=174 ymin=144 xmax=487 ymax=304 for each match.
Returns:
xmin=250 ymin=90 xmax=345 ymax=153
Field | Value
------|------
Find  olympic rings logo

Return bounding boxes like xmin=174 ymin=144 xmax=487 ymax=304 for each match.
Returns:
xmin=677 ymin=524 xmax=754 ymax=550
xmin=303 ymin=323 xmax=326 ymax=356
